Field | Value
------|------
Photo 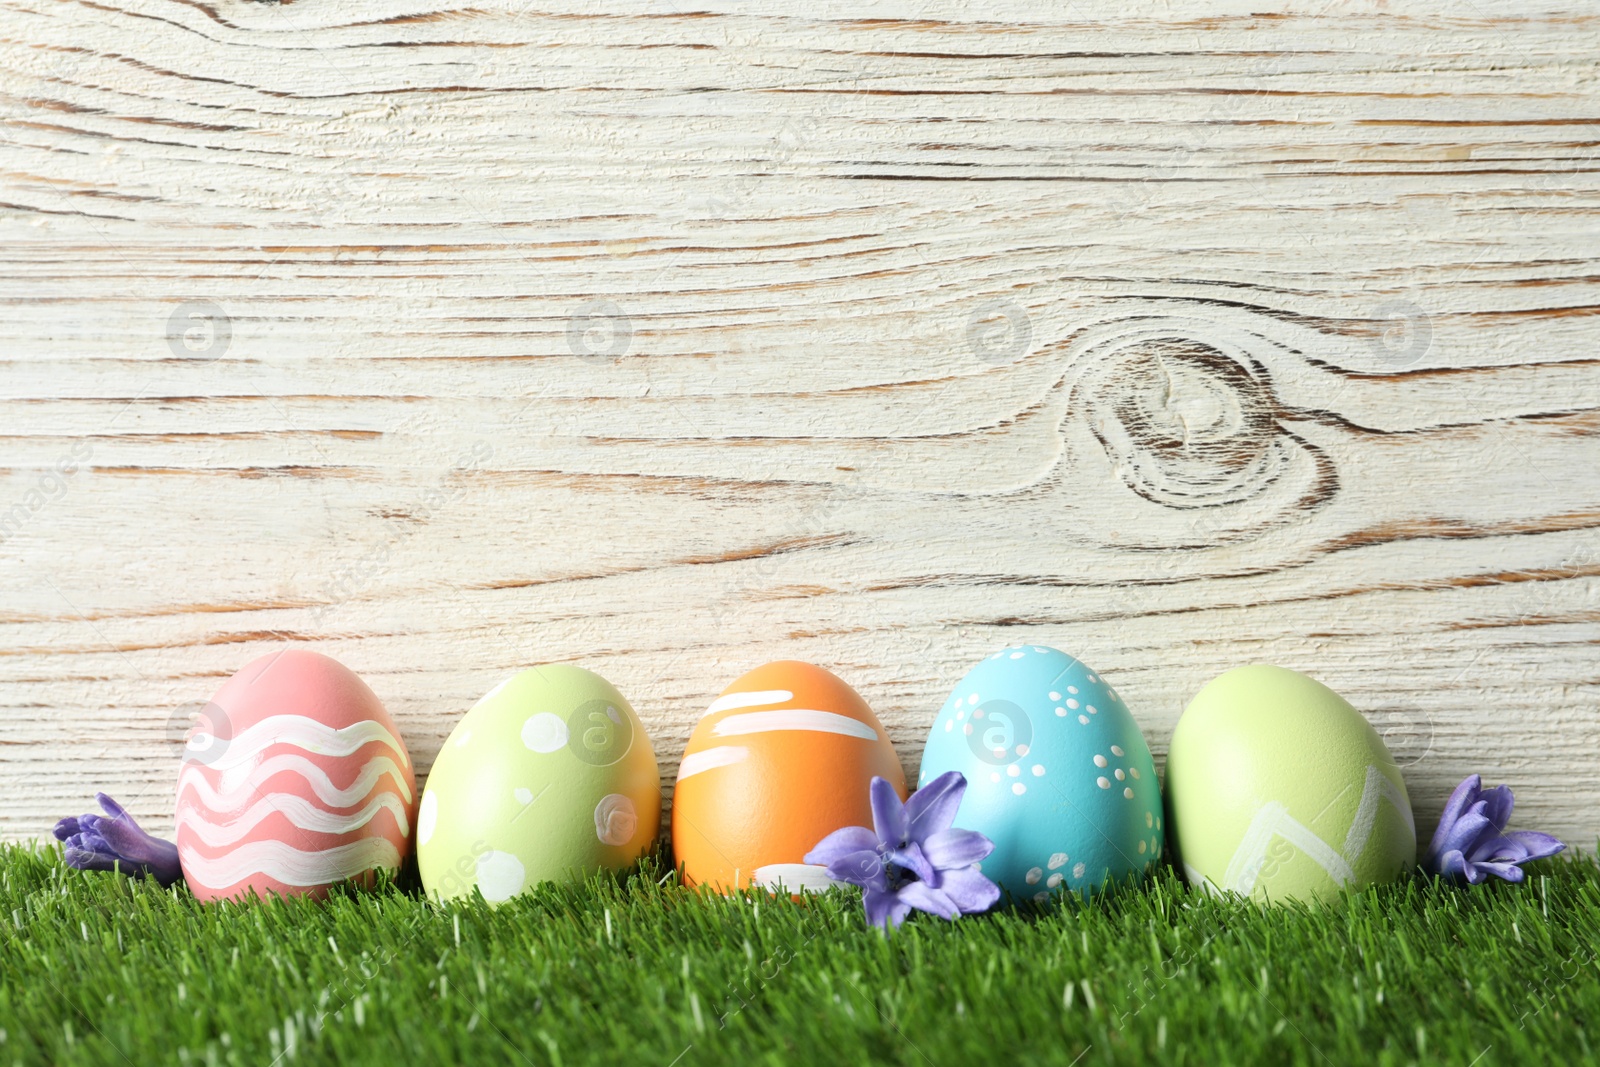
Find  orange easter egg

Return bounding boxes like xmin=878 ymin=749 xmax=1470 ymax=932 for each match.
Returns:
xmin=671 ymin=661 xmax=905 ymax=893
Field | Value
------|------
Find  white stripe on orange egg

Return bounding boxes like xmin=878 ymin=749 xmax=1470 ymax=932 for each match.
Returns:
xmin=752 ymin=863 xmax=846 ymax=893
xmin=710 ymin=710 xmax=878 ymax=741
xmin=702 ymin=690 xmax=793 ymax=717
xmin=676 ymin=746 xmax=750 ymax=781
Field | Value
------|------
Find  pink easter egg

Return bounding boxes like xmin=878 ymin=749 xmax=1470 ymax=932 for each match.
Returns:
xmin=174 ymin=649 xmax=416 ymax=902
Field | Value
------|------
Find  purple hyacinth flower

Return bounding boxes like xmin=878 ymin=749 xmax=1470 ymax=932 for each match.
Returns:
xmin=1423 ymin=775 xmax=1564 ymax=885
xmin=53 ymin=793 xmax=182 ymax=887
xmin=805 ymin=771 xmax=1000 ymax=931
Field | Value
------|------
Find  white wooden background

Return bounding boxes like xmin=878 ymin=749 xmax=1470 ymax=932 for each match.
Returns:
xmin=2 ymin=0 xmax=1597 ymax=853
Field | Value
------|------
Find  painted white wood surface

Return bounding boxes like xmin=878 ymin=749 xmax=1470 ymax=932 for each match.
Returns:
xmin=2 ymin=0 xmax=1597 ymax=852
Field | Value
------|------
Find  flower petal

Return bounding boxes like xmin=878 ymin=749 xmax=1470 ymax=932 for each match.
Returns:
xmin=1428 ymin=775 xmax=1482 ymax=860
xmin=886 ymin=841 xmax=936 ymax=884
xmin=1434 ymin=811 xmax=1494 ymax=864
xmin=823 ymin=849 xmax=889 ymax=892
xmin=96 ymin=815 xmax=182 ymax=885
xmin=1468 ymin=833 xmax=1531 ymax=864
xmin=904 ymin=771 xmax=966 ymax=844
xmin=898 ymin=880 xmax=960 ymax=920
xmin=1471 ymin=860 xmax=1526 ymax=884
xmin=1433 ymin=849 xmax=1468 ymax=881
xmin=1478 ymin=784 xmax=1514 ymax=832
xmin=53 ymin=817 xmax=80 ymax=841
xmin=922 ymin=828 xmax=993 ymax=870
xmin=77 ymin=827 xmax=113 ymax=856
xmin=805 ymin=825 xmax=879 ymax=868
xmin=95 ymin=793 xmax=130 ymax=821
xmin=870 ymin=777 xmax=908 ymax=848
xmin=1503 ymin=830 xmax=1565 ymax=862
xmin=63 ymin=845 xmax=122 ymax=873
xmin=863 ymin=886 xmax=912 ymax=931
xmin=934 ymin=865 xmax=1001 ymax=914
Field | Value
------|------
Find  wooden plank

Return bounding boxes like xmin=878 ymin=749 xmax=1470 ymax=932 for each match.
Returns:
xmin=1 ymin=1 xmax=1597 ymax=853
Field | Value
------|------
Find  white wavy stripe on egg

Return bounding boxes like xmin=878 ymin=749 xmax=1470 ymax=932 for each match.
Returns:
xmin=177 ymin=754 xmax=413 ymax=812
xmin=187 ymin=716 xmax=409 ymax=771
xmin=177 ymin=791 xmax=411 ymax=848
xmin=178 ymin=837 xmax=402 ymax=890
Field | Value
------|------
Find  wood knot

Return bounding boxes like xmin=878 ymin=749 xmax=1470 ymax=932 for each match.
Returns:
xmin=1065 ymin=320 xmax=1336 ymax=539
xmin=1080 ymin=337 xmax=1280 ymax=508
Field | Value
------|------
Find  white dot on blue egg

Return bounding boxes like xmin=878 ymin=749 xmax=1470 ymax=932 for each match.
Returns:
xmin=1007 ymin=765 xmax=1020 ymax=777
xmin=944 ymin=721 xmax=953 ymax=732
xmin=1009 ymin=652 xmax=1025 ymax=659
xmin=1012 ymin=783 xmax=1026 ymax=795
xmin=967 ymin=694 xmax=979 ymax=706
xmin=1066 ymin=699 xmax=1079 ymax=710
xmin=1032 ymin=764 xmax=1045 ymax=776
xmin=1078 ymin=715 xmax=1089 ymax=725
xmin=1111 ymin=745 xmax=1124 ymax=757
xmin=1068 ymin=686 xmax=1078 ymax=695
xmin=1055 ymin=707 xmax=1066 ymax=717
xmin=1048 ymin=691 xmax=1061 ymax=701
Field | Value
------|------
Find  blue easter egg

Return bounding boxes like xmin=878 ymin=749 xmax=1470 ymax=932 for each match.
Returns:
xmin=918 ymin=645 xmax=1162 ymax=903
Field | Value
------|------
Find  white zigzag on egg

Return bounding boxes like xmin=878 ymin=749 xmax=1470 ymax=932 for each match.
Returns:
xmin=1196 ymin=766 xmax=1414 ymax=896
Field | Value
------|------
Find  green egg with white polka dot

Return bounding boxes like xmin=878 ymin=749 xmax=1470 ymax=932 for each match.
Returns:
xmin=418 ymin=665 xmax=662 ymax=904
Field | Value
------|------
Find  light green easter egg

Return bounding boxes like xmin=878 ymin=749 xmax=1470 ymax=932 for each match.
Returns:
xmin=418 ymin=665 xmax=661 ymax=904
xmin=1165 ymin=665 xmax=1415 ymax=904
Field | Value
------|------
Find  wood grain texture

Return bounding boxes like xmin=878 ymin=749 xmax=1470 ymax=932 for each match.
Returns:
xmin=2 ymin=0 xmax=1598 ymax=853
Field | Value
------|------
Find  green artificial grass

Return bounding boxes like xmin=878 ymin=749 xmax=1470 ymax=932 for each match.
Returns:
xmin=0 ymin=844 xmax=1595 ymax=1066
